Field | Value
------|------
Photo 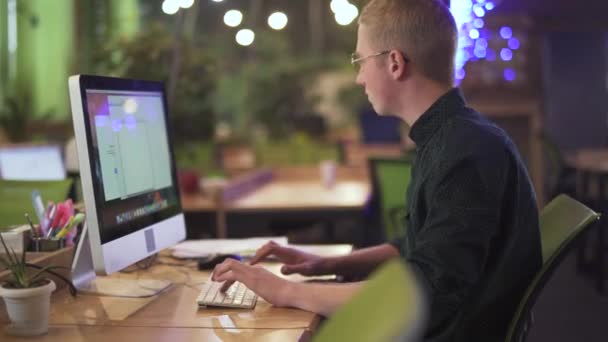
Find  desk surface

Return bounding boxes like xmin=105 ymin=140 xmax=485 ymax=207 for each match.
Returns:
xmin=182 ymin=174 xmax=370 ymax=213
xmin=1 ymin=246 xmax=353 ymax=341
xmin=565 ymin=148 xmax=608 ymax=173
xmin=2 ymin=326 xmax=307 ymax=342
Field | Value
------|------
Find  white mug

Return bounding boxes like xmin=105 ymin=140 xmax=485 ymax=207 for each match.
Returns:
xmin=319 ymin=160 xmax=337 ymax=188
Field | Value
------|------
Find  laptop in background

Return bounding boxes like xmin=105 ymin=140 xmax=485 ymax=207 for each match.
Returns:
xmin=0 ymin=145 xmax=66 ymax=180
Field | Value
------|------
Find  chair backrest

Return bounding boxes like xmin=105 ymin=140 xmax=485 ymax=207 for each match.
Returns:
xmin=505 ymin=194 xmax=600 ymax=342
xmin=313 ymin=259 xmax=427 ymax=342
xmin=369 ymin=158 xmax=412 ymax=241
xmin=0 ymin=179 xmax=72 ymax=228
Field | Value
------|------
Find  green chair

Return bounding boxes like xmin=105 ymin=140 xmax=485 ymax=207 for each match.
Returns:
xmin=369 ymin=158 xmax=412 ymax=241
xmin=505 ymin=194 xmax=600 ymax=342
xmin=313 ymin=259 xmax=426 ymax=342
xmin=0 ymin=179 xmax=73 ymax=229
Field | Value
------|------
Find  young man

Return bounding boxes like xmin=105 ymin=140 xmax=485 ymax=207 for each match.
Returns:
xmin=212 ymin=0 xmax=542 ymax=340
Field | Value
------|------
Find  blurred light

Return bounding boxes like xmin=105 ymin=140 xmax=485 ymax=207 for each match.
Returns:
xmin=162 ymin=0 xmax=180 ymax=15
xmin=473 ymin=18 xmax=484 ymax=28
xmin=335 ymin=3 xmax=359 ymax=26
xmin=485 ymin=2 xmax=495 ymax=10
xmin=268 ymin=12 xmax=288 ymax=30
xmin=504 ymin=68 xmax=516 ymax=81
xmin=212 ymin=0 xmax=223 ymax=2
xmin=123 ymin=98 xmax=138 ymax=114
xmin=468 ymin=29 xmax=480 ymax=39
xmin=224 ymin=10 xmax=243 ymax=27
xmin=476 ymin=38 xmax=488 ymax=49
xmin=500 ymin=26 xmax=513 ymax=39
xmin=473 ymin=5 xmax=485 ymax=17
xmin=179 ymin=0 xmax=194 ymax=9
xmin=330 ymin=0 xmax=349 ymax=14
xmin=125 ymin=115 xmax=137 ymax=131
xmin=474 ymin=48 xmax=487 ymax=58
xmin=500 ymin=48 xmax=513 ymax=61
xmin=486 ymin=49 xmax=496 ymax=61
xmin=476 ymin=0 xmax=486 ymax=4
xmin=456 ymin=68 xmax=466 ymax=80
xmin=236 ymin=29 xmax=255 ymax=46
xmin=508 ymin=37 xmax=520 ymax=50
xmin=112 ymin=119 xmax=123 ymax=132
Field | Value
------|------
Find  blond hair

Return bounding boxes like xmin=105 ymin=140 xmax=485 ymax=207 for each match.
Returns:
xmin=359 ymin=0 xmax=457 ymax=85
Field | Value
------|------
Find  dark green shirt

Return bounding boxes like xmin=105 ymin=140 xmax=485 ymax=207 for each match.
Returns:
xmin=391 ymin=89 xmax=542 ymax=342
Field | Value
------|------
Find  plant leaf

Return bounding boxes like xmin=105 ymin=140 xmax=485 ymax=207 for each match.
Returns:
xmin=0 ymin=233 xmax=16 ymax=264
xmin=28 ymin=265 xmax=68 ymax=285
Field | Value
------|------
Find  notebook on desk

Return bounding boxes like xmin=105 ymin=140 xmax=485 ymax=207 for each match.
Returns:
xmin=171 ymin=237 xmax=353 ymax=259
xmin=170 ymin=236 xmax=289 ymax=258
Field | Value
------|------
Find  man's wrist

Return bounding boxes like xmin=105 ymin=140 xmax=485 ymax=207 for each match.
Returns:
xmin=320 ymin=256 xmax=338 ymax=275
xmin=279 ymin=280 xmax=300 ymax=308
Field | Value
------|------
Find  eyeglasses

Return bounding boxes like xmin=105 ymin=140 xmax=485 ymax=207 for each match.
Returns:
xmin=350 ymin=50 xmax=390 ymax=67
xmin=350 ymin=50 xmax=410 ymax=70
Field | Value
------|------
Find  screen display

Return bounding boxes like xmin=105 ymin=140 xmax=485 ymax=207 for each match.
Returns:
xmin=83 ymin=85 xmax=181 ymax=244
xmin=0 ymin=146 xmax=65 ymax=180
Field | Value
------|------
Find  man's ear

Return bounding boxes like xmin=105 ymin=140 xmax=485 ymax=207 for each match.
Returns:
xmin=388 ymin=50 xmax=408 ymax=80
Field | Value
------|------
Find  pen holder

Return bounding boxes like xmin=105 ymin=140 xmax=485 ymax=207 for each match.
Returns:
xmin=30 ymin=238 xmax=65 ymax=252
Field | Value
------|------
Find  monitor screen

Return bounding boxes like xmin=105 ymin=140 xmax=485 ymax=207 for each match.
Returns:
xmin=0 ymin=145 xmax=66 ymax=180
xmin=81 ymin=82 xmax=181 ymax=244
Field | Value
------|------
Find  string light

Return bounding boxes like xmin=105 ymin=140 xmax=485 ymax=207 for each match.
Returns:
xmin=450 ymin=0 xmax=521 ymax=83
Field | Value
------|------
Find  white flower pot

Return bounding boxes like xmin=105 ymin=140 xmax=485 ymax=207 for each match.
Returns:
xmin=0 ymin=279 xmax=56 ymax=336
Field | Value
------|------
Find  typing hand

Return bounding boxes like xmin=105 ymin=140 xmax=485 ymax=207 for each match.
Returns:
xmin=250 ymin=241 xmax=328 ymax=276
xmin=212 ymin=258 xmax=290 ymax=307
xmin=217 ymin=240 xmax=328 ymax=294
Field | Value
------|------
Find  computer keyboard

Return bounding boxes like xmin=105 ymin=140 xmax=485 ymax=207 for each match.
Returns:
xmin=197 ymin=280 xmax=258 ymax=309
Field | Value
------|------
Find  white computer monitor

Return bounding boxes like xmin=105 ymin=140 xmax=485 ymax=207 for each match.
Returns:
xmin=0 ymin=145 xmax=66 ymax=180
xmin=68 ymin=75 xmax=186 ymax=295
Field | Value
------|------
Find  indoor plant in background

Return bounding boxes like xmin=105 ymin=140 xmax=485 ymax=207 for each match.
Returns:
xmin=0 ymin=233 xmax=73 ymax=336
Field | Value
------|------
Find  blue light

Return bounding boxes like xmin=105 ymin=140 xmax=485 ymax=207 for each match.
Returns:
xmin=508 ymin=37 xmax=520 ymax=50
xmin=486 ymin=49 xmax=496 ymax=61
xmin=500 ymin=26 xmax=513 ymax=39
xmin=473 ymin=5 xmax=486 ymax=17
xmin=485 ymin=2 xmax=495 ymax=10
xmin=504 ymin=68 xmax=516 ymax=81
xmin=475 ymin=38 xmax=488 ymax=49
xmin=469 ymin=29 xmax=480 ymax=39
xmin=477 ymin=0 xmax=486 ymax=4
xmin=474 ymin=48 xmax=487 ymax=58
xmin=473 ymin=18 xmax=484 ymax=28
xmin=456 ymin=68 xmax=466 ymax=80
xmin=500 ymin=48 xmax=513 ymax=61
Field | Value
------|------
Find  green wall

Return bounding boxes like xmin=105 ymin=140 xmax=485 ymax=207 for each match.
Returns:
xmin=10 ymin=0 xmax=140 ymax=120
xmin=0 ymin=2 xmax=7 ymax=101
xmin=16 ymin=0 xmax=75 ymax=119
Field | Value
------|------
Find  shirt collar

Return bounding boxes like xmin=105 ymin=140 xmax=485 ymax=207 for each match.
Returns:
xmin=409 ymin=88 xmax=466 ymax=148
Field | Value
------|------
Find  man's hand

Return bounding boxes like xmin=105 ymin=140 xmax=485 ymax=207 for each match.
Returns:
xmin=211 ymin=258 xmax=292 ymax=307
xmin=250 ymin=241 xmax=329 ymax=276
xmin=217 ymin=240 xmax=329 ymax=293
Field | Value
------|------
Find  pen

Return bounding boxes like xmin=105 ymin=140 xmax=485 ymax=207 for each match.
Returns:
xmin=55 ymin=213 xmax=85 ymax=240
xmin=31 ymin=190 xmax=45 ymax=225
xmin=24 ymin=213 xmax=38 ymax=238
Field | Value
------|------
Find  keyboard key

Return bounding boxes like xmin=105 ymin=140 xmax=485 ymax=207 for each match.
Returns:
xmin=197 ymin=281 xmax=257 ymax=309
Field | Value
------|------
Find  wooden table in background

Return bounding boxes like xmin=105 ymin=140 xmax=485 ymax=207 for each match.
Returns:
xmin=181 ymin=167 xmax=371 ymax=238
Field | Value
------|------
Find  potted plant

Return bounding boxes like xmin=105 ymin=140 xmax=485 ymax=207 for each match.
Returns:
xmin=0 ymin=233 xmax=73 ymax=336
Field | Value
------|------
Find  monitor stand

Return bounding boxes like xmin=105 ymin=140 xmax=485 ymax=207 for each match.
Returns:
xmin=71 ymin=224 xmax=172 ymax=298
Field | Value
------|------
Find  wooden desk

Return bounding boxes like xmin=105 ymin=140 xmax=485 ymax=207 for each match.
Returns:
xmin=2 ymin=326 xmax=307 ymax=342
xmin=1 ymin=246 xmax=354 ymax=341
xmin=182 ymin=167 xmax=371 ymax=238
